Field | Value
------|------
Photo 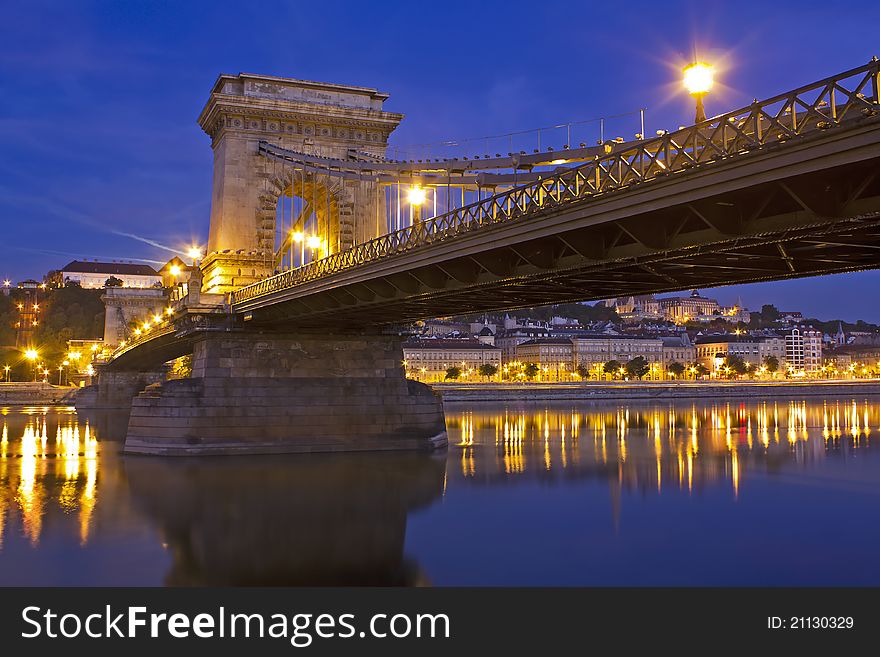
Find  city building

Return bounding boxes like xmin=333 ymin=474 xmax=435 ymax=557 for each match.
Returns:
xmin=694 ymin=335 xmax=787 ymax=373
xmin=658 ymin=290 xmax=720 ymax=323
xmin=660 ymin=335 xmax=695 ymax=367
xmin=56 ymin=261 xmax=162 ymax=289
xmin=606 ymin=295 xmax=662 ymax=322
xmin=159 ymin=257 xmax=194 ymax=288
xmin=785 ymin=326 xmax=823 ymax=374
xmin=402 ymin=338 xmax=501 ymax=382
xmin=495 ymin=326 xmax=550 ymax=363
xmin=475 ymin=326 xmax=495 ymax=346
xmin=695 ymin=336 xmax=762 ymax=372
xmin=653 ymin=290 xmax=749 ymax=324
xmin=514 ymin=338 xmax=574 ymax=381
xmin=571 ymin=334 xmax=663 ymax=376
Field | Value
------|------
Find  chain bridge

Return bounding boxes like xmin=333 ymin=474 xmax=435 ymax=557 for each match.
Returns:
xmin=86 ymin=60 xmax=880 ymax=456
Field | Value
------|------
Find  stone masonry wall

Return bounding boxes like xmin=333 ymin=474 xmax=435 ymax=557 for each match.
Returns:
xmin=124 ymin=331 xmax=447 ymax=455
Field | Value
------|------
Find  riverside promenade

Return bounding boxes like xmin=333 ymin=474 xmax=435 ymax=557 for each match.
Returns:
xmin=433 ymin=380 xmax=880 ymax=402
xmin=0 ymin=382 xmax=77 ymax=406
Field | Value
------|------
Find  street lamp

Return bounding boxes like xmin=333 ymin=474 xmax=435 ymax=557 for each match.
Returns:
xmin=407 ymin=185 xmax=427 ymax=224
xmin=683 ymin=62 xmax=714 ymax=123
xmin=306 ymin=235 xmax=322 ymax=261
xmin=188 ymin=246 xmax=202 ymax=266
xmin=292 ymin=231 xmax=305 ymax=266
xmin=3 ymin=364 xmax=10 ymax=383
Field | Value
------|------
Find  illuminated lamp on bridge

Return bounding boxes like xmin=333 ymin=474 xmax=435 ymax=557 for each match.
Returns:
xmin=683 ymin=61 xmax=714 ymax=122
xmin=408 ymin=185 xmax=426 ymax=223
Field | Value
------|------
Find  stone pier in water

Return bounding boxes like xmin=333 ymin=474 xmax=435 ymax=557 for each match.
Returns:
xmin=122 ymin=331 xmax=447 ymax=455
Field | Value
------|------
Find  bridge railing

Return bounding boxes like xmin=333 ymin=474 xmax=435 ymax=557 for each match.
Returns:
xmin=231 ymin=59 xmax=880 ymax=306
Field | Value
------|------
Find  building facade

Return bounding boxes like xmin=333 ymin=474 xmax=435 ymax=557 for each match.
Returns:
xmin=514 ymin=338 xmax=574 ymax=381
xmin=58 ymin=261 xmax=162 ymax=289
xmin=403 ymin=339 xmax=502 ymax=382
xmin=495 ymin=326 xmax=550 ymax=363
xmin=785 ymin=326 xmax=823 ymax=374
xmin=571 ymin=335 xmax=663 ymax=375
xmin=660 ymin=336 xmax=696 ymax=367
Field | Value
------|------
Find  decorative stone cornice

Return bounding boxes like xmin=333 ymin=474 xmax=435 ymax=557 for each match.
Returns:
xmin=198 ymin=73 xmax=404 ymax=146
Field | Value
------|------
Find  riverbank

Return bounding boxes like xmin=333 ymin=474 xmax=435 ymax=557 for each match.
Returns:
xmin=434 ymin=379 xmax=880 ymax=402
xmin=0 ymin=382 xmax=77 ymax=406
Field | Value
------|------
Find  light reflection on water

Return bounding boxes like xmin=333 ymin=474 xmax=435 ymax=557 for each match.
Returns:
xmin=445 ymin=399 xmax=877 ymax=499
xmin=0 ymin=398 xmax=878 ymax=586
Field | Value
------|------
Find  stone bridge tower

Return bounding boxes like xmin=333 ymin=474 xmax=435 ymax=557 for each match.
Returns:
xmin=197 ymin=73 xmax=404 ymax=294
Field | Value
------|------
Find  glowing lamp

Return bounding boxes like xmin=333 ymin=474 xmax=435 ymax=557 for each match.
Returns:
xmin=407 ymin=185 xmax=427 ymax=206
xmin=306 ymin=235 xmax=322 ymax=250
xmin=292 ymin=231 xmax=304 ymax=243
xmin=683 ymin=62 xmax=714 ymax=95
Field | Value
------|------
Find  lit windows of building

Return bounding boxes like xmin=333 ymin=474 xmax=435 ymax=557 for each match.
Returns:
xmin=402 ymin=338 xmax=501 ymax=382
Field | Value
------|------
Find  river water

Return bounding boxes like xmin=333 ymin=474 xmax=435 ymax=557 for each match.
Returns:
xmin=1 ymin=397 xmax=878 ymax=586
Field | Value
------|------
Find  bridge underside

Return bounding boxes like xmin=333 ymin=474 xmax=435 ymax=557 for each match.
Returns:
xmin=237 ymin=153 xmax=880 ymax=327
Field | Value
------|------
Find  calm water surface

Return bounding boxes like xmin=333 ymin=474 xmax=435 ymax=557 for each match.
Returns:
xmin=1 ymin=398 xmax=878 ymax=586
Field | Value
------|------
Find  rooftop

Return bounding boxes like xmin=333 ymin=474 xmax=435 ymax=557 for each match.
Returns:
xmin=61 ymin=261 xmax=159 ymax=276
xmin=403 ymin=339 xmax=500 ymax=351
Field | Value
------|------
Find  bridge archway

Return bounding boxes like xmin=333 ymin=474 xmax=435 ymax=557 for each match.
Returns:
xmin=270 ymin=170 xmax=342 ymax=271
xmin=197 ymin=73 xmax=403 ymax=294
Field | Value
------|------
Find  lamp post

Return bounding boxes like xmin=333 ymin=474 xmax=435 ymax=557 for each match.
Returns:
xmin=407 ymin=185 xmax=426 ymax=224
xmin=306 ymin=235 xmax=322 ymax=261
xmin=24 ymin=349 xmax=39 ymax=381
xmin=292 ymin=231 xmax=305 ymax=267
xmin=188 ymin=246 xmax=202 ymax=268
xmin=683 ymin=62 xmax=714 ymax=123
xmin=3 ymin=364 xmax=9 ymax=383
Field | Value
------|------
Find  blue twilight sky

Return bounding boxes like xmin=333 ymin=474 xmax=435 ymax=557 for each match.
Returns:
xmin=1 ymin=0 xmax=879 ymax=321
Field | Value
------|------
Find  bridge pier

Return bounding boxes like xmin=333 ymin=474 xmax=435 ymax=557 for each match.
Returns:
xmin=76 ymin=368 xmax=167 ymax=411
xmin=123 ymin=331 xmax=447 ymax=455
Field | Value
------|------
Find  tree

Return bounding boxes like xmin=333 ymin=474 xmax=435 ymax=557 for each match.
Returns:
xmin=444 ymin=366 xmax=462 ymax=381
xmin=725 ymin=354 xmax=749 ymax=376
xmin=762 ymin=355 xmax=779 ymax=373
xmin=760 ymin=304 xmax=781 ymax=322
xmin=105 ymin=276 xmax=124 ymax=287
xmin=667 ymin=362 xmax=686 ymax=378
xmin=477 ymin=363 xmax=498 ymax=380
xmin=603 ymin=360 xmax=622 ymax=379
xmin=692 ymin=363 xmax=710 ymax=378
xmin=625 ymin=356 xmax=651 ymax=380
xmin=575 ymin=363 xmax=590 ymax=379
xmin=523 ymin=362 xmax=540 ymax=380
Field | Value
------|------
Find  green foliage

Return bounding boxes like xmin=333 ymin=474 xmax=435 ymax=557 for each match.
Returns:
xmin=603 ymin=360 xmax=622 ymax=377
xmin=575 ymin=363 xmax=590 ymax=379
xmin=0 ymin=287 xmax=104 ymax=366
xmin=523 ymin=362 xmax=540 ymax=380
xmin=763 ymin=355 xmax=779 ymax=372
xmin=104 ymin=276 xmax=124 ymax=287
xmin=477 ymin=363 xmax=498 ymax=379
xmin=760 ymin=304 xmax=781 ymax=322
xmin=625 ymin=356 xmax=650 ymax=379
xmin=667 ymin=362 xmax=686 ymax=378
xmin=724 ymin=354 xmax=749 ymax=376
xmin=0 ymin=293 xmax=15 ymax=347
xmin=444 ymin=366 xmax=462 ymax=381
xmin=693 ymin=363 xmax=710 ymax=377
